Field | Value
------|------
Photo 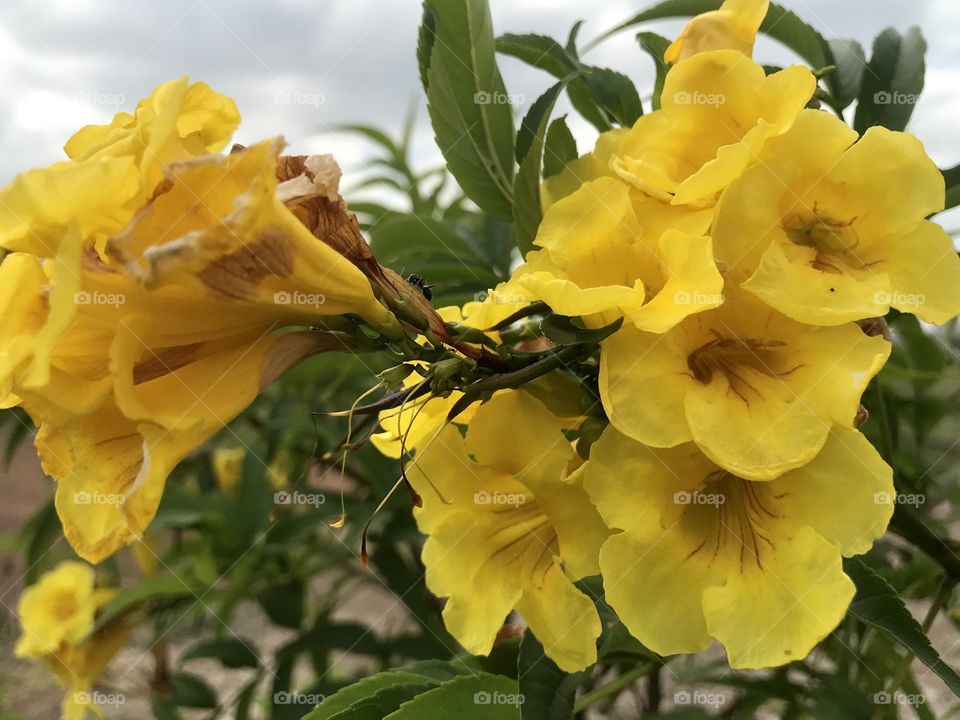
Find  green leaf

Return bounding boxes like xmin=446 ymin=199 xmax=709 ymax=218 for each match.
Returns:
xmin=417 ymin=4 xmax=437 ymax=92
xmin=513 ymin=82 xmax=568 ymax=255
xmin=854 ymin=27 xmax=926 ymax=133
xmin=170 ymin=672 xmax=218 ymax=709
xmin=20 ymin=500 xmax=60 ymax=585
xmin=637 ymin=32 xmax=671 ymax=110
xmin=303 ymin=672 xmax=437 ymax=720
xmin=92 ymin=575 xmax=198 ymax=635
xmin=540 ymin=315 xmax=623 ymax=346
xmin=941 ymin=163 xmax=960 ymax=212
xmin=581 ymin=67 xmax=643 ymax=127
xmin=543 ymin=116 xmax=577 ymax=178
xmin=385 ymin=674 xmax=522 ymax=719
xmin=258 ymin=579 xmax=303 ymax=630
xmin=422 ymin=0 xmax=516 ymax=221
xmin=518 ymin=630 xmax=581 ymax=720
xmin=183 ymin=637 xmax=260 ymax=669
xmin=827 ymin=39 xmax=867 ymax=110
xmin=495 ymin=33 xmax=578 ymax=78
xmin=844 ymin=558 xmax=960 ymax=697
xmin=327 ymin=683 xmax=437 ymax=720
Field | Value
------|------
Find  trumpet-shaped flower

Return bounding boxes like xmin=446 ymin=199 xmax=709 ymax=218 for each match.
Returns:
xmin=599 ymin=291 xmax=890 ymax=479
xmin=665 ymin=0 xmax=770 ymax=64
xmin=406 ymin=391 xmax=608 ymax=671
xmin=0 ymin=77 xmax=239 ymax=258
xmin=518 ymin=176 xmax=720 ymax=332
xmin=614 ymin=50 xmax=814 ymax=206
xmin=580 ymin=424 xmax=893 ymax=668
xmin=713 ymin=109 xmax=960 ymax=324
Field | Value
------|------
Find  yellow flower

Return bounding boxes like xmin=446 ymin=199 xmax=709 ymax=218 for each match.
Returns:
xmin=713 ymin=109 xmax=960 ymax=325
xmin=16 ymin=561 xmax=133 ymax=720
xmin=517 ymin=176 xmax=721 ymax=332
xmin=614 ymin=50 xmax=814 ymax=206
xmin=0 ymin=77 xmax=240 ymax=258
xmin=580 ymin=423 xmax=893 ymax=668
xmin=665 ymin=0 xmax=770 ymax=64
xmin=406 ymin=391 xmax=608 ymax=671
xmin=4 ymin=139 xmax=396 ymax=563
xmin=599 ymin=291 xmax=890 ymax=480
xmin=213 ymin=447 xmax=246 ymax=494
xmin=15 ymin=561 xmax=104 ymax=658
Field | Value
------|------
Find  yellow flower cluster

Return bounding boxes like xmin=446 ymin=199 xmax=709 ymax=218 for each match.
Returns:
xmin=16 ymin=561 xmax=132 ymax=720
xmin=0 ymin=78 xmax=396 ymax=564
xmin=395 ymin=0 xmax=959 ymax=672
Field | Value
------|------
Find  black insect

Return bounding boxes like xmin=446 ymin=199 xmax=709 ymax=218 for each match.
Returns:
xmin=406 ymin=273 xmax=434 ymax=301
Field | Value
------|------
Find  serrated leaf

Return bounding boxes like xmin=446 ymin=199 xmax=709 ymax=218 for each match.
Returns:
xmin=183 ymin=637 xmax=260 ymax=668
xmin=518 ymin=631 xmax=581 ymax=720
xmin=844 ymin=557 xmax=960 ymax=697
xmin=328 ymin=683 xmax=436 ymax=720
xmin=543 ymin=116 xmax=577 ymax=178
xmin=514 ymin=82 xmax=569 ymax=255
xmin=496 ymin=33 xmax=578 ymax=78
xmin=827 ymin=38 xmax=867 ymax=109
xmin=423 ymin=0 xmax=516 ymax=221
xmin=581 ymin=67 xmax=643 ymax=126
xmin=385 ymin=674 xmax=521 ymax=719
xmin=854 ymin=27 xmax=926 ymax=133
xmin=637 ymin=32 xmax=671 ymax=110
xmin=303 ymin=672 xmax=437 ymax=720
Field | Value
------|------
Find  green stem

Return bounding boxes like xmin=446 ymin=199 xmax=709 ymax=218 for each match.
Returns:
xmin=574 ymin=662 xmax=655 ymax=712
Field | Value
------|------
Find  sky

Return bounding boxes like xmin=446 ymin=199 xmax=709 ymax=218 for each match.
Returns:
xmin=0 ymin=0 xmax=958 ymax=225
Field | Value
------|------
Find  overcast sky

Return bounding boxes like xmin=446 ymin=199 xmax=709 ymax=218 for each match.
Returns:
xmin=1 ymin=0 xmax=957 ymax=225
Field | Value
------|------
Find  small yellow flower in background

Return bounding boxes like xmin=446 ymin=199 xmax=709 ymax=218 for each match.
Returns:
xmin=614 ymin=50 xmax=814 ymax=207
xmin=665 ymin=0 xmax=770 ymax=64
xmin=580 ymin=423 xmax=893 ymax=668
xmin=517 ymin=176 xmax=721 ymax=332
xmin=213 ymin=447 xmax=247 ymax=494
xmin=713 ymin=109 xmax=960 ymax=325
xmin=15 ymin=561 xmax=103 ymax=657
xmin=406 ymin=391 xmax=608 ymax=672
xmin=16 ymin=561 xmax=133 ymax=720
xmin=600 ymin=291 xmax=890 ymax=480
